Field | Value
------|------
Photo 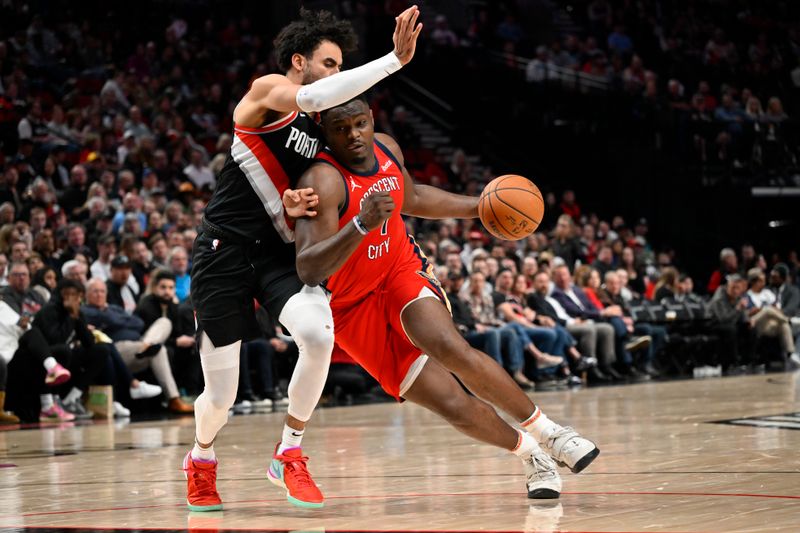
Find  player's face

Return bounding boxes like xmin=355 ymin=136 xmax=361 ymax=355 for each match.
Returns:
xmin=301 ymin=40 xmax=343 ymax=84
xmin=323 ymin=102 xmax=374 ymax=166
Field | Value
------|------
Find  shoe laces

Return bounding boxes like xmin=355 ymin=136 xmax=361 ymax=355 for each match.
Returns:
xmin=275 ymin=452 xmax=315 ymax=488
xmin=525 ymin=448 xmax=558 ymax=482
xmin=185 ymin=461 xmax=218 ymax=498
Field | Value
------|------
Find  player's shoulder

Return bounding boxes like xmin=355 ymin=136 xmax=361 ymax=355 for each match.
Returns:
xmin=374 ymin=133 xmax=404 ymax=165
xmin=246 ymin=73 xmax=293 ymax=98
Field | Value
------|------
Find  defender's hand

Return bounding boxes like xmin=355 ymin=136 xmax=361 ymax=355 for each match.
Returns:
xmin=392 ymin=5 xmax=423 ymax=66
xmin=359 ymin=191 xmax=395 ymax=231
xmin=283 ymin=187 xmax=319 ymax=218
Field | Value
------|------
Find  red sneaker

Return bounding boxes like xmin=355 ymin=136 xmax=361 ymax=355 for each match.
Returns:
xmin=183 ymin=451 xmax=223 ymax=512
xmin=267 ymin=443 xmax=324 ymax=508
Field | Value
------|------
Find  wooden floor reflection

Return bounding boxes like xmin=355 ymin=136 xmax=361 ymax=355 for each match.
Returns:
xmin=1 ymin=372 xmax=799 ymax=532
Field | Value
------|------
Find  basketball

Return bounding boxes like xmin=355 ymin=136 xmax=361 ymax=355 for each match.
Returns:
xmin=478 ymin=174 xmax=544 ymax=240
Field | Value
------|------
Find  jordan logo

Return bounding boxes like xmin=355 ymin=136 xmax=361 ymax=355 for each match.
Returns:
xmin=381 ymin=159 xmax=392 ymax=171
xmin=349 ymin=177 xmax=362 ymax=191
xmin=211 ymin=239 xmax=220 ymax=251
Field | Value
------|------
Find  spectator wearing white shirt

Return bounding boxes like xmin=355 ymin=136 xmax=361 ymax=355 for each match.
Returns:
xmin=747 ymin=268 xmax=796 ymax=364
xmin=183 ymin=149 xmax=215 ymax=191
xmin=90 ymin=235 xmax=117 ymax=281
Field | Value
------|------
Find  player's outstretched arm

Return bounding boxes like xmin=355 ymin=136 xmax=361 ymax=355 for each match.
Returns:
xmin=376 ymin=133 xmax=479 ymax=220
xmin=236 ymin=6 xmax=422 ymax=125
xmin=293 ymin=165 xmax=394 ymax=286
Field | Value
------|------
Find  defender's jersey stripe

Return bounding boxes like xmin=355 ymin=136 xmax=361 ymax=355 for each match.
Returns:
xmin=231 ymin=133 xmax=294 ymax=243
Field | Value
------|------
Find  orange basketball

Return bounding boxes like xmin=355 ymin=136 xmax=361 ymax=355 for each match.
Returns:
xmin=478 ymin=175 xmax=544 ymax=240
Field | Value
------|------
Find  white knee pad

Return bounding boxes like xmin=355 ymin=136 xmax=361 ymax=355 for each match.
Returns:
xmin=279 ymin=285 xmax=335 ymax=422
xmin=195 ymin=333 xmax=241 ymax=443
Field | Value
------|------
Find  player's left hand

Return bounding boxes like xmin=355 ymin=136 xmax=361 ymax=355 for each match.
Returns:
xmin=283 ymin=187 xmax=319 ymax=218
xmin=392 ymin=5 xmax=423 ymax=66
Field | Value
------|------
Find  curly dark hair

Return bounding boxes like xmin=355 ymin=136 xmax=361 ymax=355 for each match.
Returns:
xmin=273 ymin=8 xmax=358 ymax=72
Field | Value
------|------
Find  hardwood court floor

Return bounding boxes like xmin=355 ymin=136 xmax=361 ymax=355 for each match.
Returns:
xmin=0 ymin=372 xmax=799 ymax=533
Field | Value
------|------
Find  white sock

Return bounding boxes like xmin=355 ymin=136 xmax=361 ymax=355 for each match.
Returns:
xmin=40 ymin=394 xmax=54 ymax=410
xmin=63 ymin=387 xmax=82 ymax=405
xmin=511 ymin=430 xmax=538 ymax=458
xmin=278 ymin=424 xmax=304 ymax=453
xmin=192 ymin=440 xmax=216 ymax=462
xmin=521 ymin=406 xmax=560 ymax=442
xmin=43 ymin=357 xmax=57 ymax=371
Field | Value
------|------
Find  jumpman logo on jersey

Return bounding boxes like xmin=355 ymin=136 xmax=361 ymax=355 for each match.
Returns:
xmin=349 ymin=177 xmax=362 ymax=191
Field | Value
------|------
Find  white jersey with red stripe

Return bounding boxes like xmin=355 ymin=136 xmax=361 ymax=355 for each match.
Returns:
xmin=203 ymin=111 xmax=323 ymax=243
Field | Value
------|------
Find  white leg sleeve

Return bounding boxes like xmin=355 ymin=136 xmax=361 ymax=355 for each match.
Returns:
xmin=194 ymin=332 xmax=241 ymax=444
xmin=279 ymin=285 xmax=335 ymax=422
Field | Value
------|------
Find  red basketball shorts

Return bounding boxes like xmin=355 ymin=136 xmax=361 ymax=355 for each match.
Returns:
xmin=331 ymin=266 xmax=449 ymax=400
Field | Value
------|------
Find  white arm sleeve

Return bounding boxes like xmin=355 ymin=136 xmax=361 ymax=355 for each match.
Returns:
xmin=295 ymin=52 xmax=403 ymax=113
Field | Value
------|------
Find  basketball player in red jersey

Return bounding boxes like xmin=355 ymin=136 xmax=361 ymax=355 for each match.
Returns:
xmin=290 ymin=96 xmax=600 ymax=499
xmin=185 ymin=9 xmax=422 ymax=511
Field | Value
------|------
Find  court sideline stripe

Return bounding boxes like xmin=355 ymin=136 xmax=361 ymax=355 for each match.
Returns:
xmin=7 ymin=489 xmax=799 ymax=520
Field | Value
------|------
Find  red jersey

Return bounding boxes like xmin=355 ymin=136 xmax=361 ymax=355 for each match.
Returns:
xmin=315 ymin=140 xmax=417 ymax=308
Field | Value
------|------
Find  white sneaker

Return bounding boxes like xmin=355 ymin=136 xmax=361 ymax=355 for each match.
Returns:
xmin=130 ymin=381 xmax=162 ymax=400
xmin=113 ymin=401 xmax=131 ymax=418
xmin=789 ymin=353 xmax=800 ymax=369
xmin=252 ymin=397 xmax=273 ymax=411
xmin=524 ymin=445 xmax=561 ymax=499
xmin=271 ymin=396 xmax=290 ymax=407
xmin=540 ymin=426 xmax=599 ymax=473
xmin=231 ymin=399 xmax=252 ymax=414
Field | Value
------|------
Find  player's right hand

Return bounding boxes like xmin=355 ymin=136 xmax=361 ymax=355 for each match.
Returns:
xmin=392 ymin=5 xmax=423 ymax=66
xmin=359 ymin=191 xmax=395 ymax=231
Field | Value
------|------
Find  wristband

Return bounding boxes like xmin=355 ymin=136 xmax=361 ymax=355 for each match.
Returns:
xmin=352 ymin=215 xmax=370 ymax=235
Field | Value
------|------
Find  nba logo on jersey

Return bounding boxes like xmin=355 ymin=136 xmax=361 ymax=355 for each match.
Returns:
xmin=211 ymin=239 xmax=220 ymax=251
xmin=350 ymin=177 xmax=362 ymax=191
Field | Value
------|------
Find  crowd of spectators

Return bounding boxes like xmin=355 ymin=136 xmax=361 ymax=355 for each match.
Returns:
xmin=0 ymin=2 xmax=798 ymax=425
xmin=421 ymin=1 xmax=800 ymax=181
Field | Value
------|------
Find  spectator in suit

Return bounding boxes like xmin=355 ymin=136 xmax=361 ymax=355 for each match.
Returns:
xmin=769 ymin=263 xmax=800 ymax=366
xmin=708 ymin=274 xmax=751 ymax=371
xmin=599 ymin=271 xmax=666 ymax=377
xmin=770 ymin=263 xmax=800 ymax=317
xmin=529 ymin=270 xmax=614 ymax=383
xmin=551 ymin=264 xmax=649 ymax=380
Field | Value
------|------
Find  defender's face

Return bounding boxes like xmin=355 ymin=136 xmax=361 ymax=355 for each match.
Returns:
xmin=323 ymin=102 xmax=374 ymax=165
xmin=301 ymin=40 xmax=343 ymax=84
